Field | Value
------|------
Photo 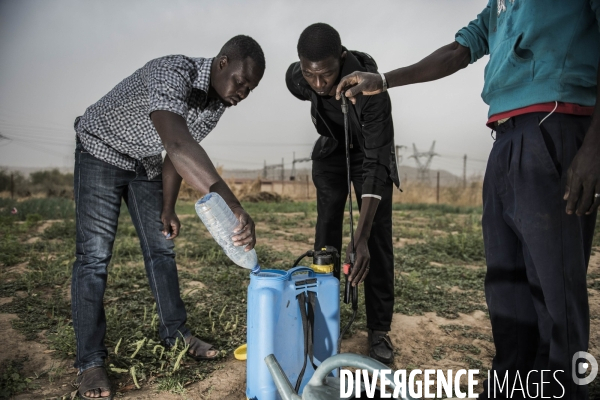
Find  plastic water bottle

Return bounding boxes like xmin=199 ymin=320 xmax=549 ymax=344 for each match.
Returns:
xmin=195 ymin=193 xmax=260 ymax=274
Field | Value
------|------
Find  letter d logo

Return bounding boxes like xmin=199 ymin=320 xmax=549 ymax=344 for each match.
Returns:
xmin=572 ymin=351 xmax=598 ymax=385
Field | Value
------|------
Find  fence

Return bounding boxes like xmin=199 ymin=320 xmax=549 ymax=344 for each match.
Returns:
xmin=179 ymin=174 xmax=483 ymax=207
xmin=1 ymin=168 xmax=483 ymax=207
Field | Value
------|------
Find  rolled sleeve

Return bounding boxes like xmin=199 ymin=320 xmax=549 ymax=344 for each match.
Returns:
xmin=147 ymin=59 xmax=191 ymax=119
xmin=455 ymin=1 xmax=492 ymax=64
xmin=360 ymin=93 xmax=394 ymax=197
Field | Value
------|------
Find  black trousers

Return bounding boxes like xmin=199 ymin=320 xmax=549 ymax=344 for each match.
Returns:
xmin=480 ymin=113 xmax=596 ymax=400
xmin=312 ymin=150 xmax=395 ymax=331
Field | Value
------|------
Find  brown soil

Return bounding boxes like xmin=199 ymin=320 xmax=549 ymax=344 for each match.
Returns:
xmin=393 ymin=238 xmax=424 ymax=248
xmin=5 ymin=261 xmax=29 ymax=275
xmin=1 ymin=301 xmax=74 ymax=400
xmin=264 ymin=239 xmax=312 ymax=256
xmin=3 ymin=251 xmax=599 ymax=399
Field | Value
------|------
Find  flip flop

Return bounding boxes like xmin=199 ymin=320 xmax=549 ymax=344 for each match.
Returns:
xmin=185 ymin=335 xmax=219 ymax=361
xmin=75 ymin=366 xmax=113 ymax=400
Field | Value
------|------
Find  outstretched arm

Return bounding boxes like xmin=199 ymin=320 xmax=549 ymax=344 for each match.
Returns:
xmin=151 ymin=110 xmax=256 ymax=250
xmin=336 ymin=42 xmax=471 ymax=103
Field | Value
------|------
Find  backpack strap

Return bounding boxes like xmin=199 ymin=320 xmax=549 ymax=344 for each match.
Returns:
xmin=295 ymin=291 xmax=319 ymax=392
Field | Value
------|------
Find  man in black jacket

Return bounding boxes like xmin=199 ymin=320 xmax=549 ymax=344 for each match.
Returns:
xmin=285 ymin=23 xmax=399 ymax=364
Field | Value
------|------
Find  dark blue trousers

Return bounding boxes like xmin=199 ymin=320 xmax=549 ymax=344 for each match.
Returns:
xmin=480 ymin=113 xmax=596 ymax=399
xmin=72 ymin=141 xmax=190 ymax=371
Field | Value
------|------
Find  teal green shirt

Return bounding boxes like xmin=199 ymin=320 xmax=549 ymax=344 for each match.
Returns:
xmin=456 ymin=0 xmax=600 ymax=117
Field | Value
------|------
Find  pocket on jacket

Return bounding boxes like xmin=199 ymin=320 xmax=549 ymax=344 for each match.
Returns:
xmin=482 ymin=33 xmax=534 ymax=97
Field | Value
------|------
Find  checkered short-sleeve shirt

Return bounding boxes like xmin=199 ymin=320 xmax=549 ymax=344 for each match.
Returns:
xmin=75 ymin=55 xmax=226 ymax=179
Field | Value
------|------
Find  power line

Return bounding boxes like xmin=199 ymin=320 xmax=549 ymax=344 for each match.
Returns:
xmin=7 ymin=138 xmax=70 ymax=158
xmin=0 ymin=109 xmax=69 ymax=129
xmin=205 ymin=141 xmax=313 ymax=148
xmin=1 ymin=133 xmax=74 ymax=147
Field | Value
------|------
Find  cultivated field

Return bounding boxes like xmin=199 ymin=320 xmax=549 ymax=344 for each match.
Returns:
xmin=1 ymin=197 xmax=599 ymax=399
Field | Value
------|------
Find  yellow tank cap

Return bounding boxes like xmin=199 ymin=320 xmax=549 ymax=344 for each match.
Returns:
xmin=310 ymin=263 xmax=334 ymax=274
xmin=234 ymin=344 xmax=247 ymax=360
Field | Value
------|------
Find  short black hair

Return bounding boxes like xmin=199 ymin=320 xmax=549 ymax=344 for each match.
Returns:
xmin=297 ymin=23 xmax=342 ymax=62
xmin=218 ymin=35 xmax=266 ymax=72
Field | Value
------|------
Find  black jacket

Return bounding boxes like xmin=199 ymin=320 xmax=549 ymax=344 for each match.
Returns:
xmin=285 ymin=49 xmax=400 ymax=197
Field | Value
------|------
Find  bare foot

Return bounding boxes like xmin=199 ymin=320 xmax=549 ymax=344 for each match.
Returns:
xmin=84 ymin=388 xmax=111 ymax=398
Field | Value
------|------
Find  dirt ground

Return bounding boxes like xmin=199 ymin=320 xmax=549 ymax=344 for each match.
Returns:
xmin=2 ymin=304 xmax=494 ymax=399
xmin=2 ymin=231 xmax=599 ymax=399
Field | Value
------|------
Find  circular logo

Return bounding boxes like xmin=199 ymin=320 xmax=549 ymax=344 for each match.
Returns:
xmin=572 ymin=351 xmax=598 ymax=385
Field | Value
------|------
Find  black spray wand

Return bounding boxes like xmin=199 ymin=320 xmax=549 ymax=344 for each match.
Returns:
xmin=338 ymin=94 xmax=359 ymax=357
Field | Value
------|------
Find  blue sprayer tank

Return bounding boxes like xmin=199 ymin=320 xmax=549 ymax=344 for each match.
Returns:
xmin=246 ymin=265 xmax=340 ymax=400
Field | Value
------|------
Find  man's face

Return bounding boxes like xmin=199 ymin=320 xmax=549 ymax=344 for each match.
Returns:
xmin=300 ymin=52 xmax=345 ymax=97
xmin=211 ymin=56 xmax=262 ymax=107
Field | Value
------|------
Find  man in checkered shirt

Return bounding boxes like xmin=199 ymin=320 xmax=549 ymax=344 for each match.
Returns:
xmin=72 ymin=35 xmax=265 ymax=399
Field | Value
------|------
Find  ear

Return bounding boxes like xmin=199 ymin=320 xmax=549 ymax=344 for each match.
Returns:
xmin=218 ymin=55 xmax=229 ymax=70
xmin=340 ymin=51 xmax=347 ymax=61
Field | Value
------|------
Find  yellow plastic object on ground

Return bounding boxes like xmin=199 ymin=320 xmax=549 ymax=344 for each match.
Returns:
xmin=234 ymin=343 xmax=247 ymax=360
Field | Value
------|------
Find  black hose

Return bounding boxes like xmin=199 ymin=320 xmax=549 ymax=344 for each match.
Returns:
xmin=337 ymin=308 xmax=357 ymax=355
xmin=292 ymin=250 xmax=313 ymax=268
xmin=341 ymin=95 xmax=355 ymax=265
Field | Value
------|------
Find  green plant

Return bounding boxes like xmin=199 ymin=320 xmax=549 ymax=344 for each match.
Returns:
xmin=0 ymin=232 xmax=24 ymax=266
xmin=0 ymin=358 xmax=33 ymax=398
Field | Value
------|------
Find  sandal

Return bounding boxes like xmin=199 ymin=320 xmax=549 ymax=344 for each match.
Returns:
xmin=76 ymin=366 xmax=113 ymax=399
xmin=368 ymin=329 xmax=395 ymax=365
xmin=185 ymin=335 xmax=219 ymax=361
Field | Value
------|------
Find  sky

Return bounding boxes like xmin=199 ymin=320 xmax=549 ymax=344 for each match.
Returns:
xmin=0 ymin=0 xmax=492 ymax=178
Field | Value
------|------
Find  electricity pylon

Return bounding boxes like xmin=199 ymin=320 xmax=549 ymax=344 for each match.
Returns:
xmin=409 ymin=141 xmax=439 ymax=182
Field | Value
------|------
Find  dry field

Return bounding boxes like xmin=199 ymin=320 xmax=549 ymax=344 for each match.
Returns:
xmin=0 ymin=197 xmax=598 ymax=399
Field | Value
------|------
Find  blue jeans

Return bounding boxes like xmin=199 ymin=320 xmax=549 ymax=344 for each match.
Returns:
xmin=71 ymin=141 xmax=190 ymax=371
xmin=479 ymin=113 xmax=596 ymax=399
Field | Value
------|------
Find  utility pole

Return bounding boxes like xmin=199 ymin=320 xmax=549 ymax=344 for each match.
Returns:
xmin=291 ymin=152 xmax=296 ymax=180
xmin=306 ymin=175 xmax=309 ymax=199
xmin=395 ymin=144 xmax=406 ymax=166
xmin=436 ymin=171 xmax=440 ymax=204
xmin=463 ymin=154 xmax=467 ymax=188
xmin=290 ymin=152 xmax=311 ymax=181
xmin=263 ymin=160 xmax=281 ymax=180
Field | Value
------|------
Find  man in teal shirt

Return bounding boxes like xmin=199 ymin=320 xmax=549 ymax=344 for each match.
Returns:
xmin=337 ymin=1 xmax=600 ymax=398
